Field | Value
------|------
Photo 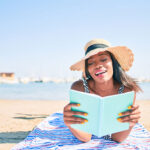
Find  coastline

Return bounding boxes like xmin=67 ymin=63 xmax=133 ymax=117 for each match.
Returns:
xmin=0 ymin=99 xmax=150 ymax=150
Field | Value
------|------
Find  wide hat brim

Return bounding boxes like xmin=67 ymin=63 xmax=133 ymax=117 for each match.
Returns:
xmin=70 ymin=46 xmax=134 ymax=73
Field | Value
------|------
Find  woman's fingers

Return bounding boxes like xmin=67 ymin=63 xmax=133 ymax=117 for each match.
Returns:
xmin=119 ymin=104 xmax=140 ymax=116
xmin=64 ymin=110 xmax=88 ymax=117
xmin=63 ymin=112 xmax=88 ymax=126
xmin=118 ymin=109 xmax=141 ymax=118
xmin=63 ymin=103 xmax=88 ymax=126
xmin=64 ymin=116 xmax=87 ymax=122
xmin=118 ymin=114 xmax=141 ymax=122
xmin=64 ymin=120 xmax=86 ymax=126
xmin=64 ymin=103 xmax=80 ymax=111
xmin=128 ymin=104 xmax=139 ymax=110
xmin=118 ymin=104 xmax=141 ymax=124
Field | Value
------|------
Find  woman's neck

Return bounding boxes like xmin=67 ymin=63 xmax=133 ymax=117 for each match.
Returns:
xmin=89 ymin=79 xmax=118 ymax=96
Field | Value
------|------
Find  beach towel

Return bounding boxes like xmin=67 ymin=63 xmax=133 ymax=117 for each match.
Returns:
xmin=12 ymin=113 xmax=150 ymax=150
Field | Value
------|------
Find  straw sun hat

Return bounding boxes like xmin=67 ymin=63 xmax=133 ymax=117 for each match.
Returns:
xmin=70 ymin=39 xmax=134 ymax=75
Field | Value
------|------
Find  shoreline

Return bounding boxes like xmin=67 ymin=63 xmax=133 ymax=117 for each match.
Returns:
xmin=0 ymin=99 xmax=150 ymax=150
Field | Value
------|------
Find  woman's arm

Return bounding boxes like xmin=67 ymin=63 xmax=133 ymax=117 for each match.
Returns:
xmin=67 ymin=123 xmax=92 ymax=142
xmin=63 ymin=80 xmax=92 ymax=142
xmin=111 ymin=91 xmax=141 ymax=142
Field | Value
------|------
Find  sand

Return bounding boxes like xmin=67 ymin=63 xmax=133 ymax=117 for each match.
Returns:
xmin=0 ymin=100 xmax=150 ymax=150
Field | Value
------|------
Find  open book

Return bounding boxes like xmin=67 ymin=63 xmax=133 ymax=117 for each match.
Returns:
xmin=69 ymin=89 xmax=134 ymax=137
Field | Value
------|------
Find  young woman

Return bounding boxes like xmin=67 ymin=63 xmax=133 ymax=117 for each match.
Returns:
xmin=63 ymin=39 xmax=141 ymax=143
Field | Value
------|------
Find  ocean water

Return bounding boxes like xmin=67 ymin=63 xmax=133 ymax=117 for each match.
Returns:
xmin=0 ymin=82 xmax=149 ymax=100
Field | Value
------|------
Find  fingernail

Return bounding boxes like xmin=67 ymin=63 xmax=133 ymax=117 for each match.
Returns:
xmin=84 ymin=113 xmax=88 ymax=116
xmin=117 ymin=118 xmax=122 ymax=122
xmin=128 ymin=106 xmax=132 ymax=109
xmin=77 ymin=104 xmax=80 ymax=106
xmin=118 ymin=113 xmax=122 ymax=116
xmin=84 ymin=120 xmax=88 ymax=122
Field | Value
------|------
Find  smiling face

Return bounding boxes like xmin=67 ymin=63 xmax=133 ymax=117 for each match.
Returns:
xmin=87 ymin=51 xmax=113 ymax=83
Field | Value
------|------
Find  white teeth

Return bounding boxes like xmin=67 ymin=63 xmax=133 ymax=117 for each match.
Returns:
xmin=95 ymin=71 xmax=106 ymax=75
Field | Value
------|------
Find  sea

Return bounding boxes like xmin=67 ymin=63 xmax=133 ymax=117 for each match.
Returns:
xmin=0 ymin=82 xmax=149 ymax=101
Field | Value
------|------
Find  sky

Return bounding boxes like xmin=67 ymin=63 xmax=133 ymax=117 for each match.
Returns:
xmin=0 ymin=0 xmax=150 ymax=79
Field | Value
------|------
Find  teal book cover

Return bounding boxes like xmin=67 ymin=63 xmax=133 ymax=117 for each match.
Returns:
xmin=69 ymin=89 xmax=134 ymax=137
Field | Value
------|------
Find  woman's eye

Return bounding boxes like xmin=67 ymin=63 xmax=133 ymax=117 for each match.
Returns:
xmin=88 ymin=62 xmax=94 ymax=66
xmin=100 ymin=58 xmax=107 ymax=62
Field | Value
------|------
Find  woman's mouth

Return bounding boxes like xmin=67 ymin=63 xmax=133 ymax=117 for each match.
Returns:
xmin=95 ymin=70 xmax=107 ymax=77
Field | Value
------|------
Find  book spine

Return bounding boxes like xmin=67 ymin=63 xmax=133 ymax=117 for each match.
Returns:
xmin=98 ymin=99 xmax=103 ymax=137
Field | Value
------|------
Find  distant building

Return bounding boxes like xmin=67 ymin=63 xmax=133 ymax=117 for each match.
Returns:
xmin=0 ymin=72 xmax=15 ymax=80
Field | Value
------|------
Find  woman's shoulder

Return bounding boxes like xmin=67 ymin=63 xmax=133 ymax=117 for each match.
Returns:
xmin=123 ymin=86 xmax=135 ymax=93
xmin=123 ymin=86 xmax=136 ymax=98
xmin=123 ymin=86 xmax=136 ymax=103
xmin=71 ymin=79 xmax=85 ymax=92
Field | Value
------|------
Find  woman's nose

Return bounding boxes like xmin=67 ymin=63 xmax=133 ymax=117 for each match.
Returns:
xmin=95 ymin=62 xmax=102 ymax=69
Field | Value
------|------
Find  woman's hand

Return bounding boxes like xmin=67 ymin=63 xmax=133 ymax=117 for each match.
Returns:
xmin=118 ymin=104 xmax=141 ymax=128
xmin=63 ymin=103 xmax=88 ymax=127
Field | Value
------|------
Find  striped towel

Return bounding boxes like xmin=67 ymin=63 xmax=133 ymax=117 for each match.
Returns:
xmin=12 ymin=113 xmax=150 ymax=150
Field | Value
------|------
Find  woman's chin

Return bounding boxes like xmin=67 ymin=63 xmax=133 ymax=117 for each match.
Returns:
xmin=93 ymin=76 xmax=112 ymax=83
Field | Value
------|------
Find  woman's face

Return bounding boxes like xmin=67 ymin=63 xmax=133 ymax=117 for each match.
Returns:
xmin=87 ymin=51 xmax=113 ymax=83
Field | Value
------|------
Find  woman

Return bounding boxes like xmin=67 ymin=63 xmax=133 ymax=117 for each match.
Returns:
xmin=63 ymin=39 xmax=141 ymax=143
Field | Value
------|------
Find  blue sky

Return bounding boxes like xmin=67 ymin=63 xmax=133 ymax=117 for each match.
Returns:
xmin=0 ymin=0 xmax=150 ymax=79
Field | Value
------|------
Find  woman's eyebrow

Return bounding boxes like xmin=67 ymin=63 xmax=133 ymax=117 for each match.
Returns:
xmin=88 ymin=57 xmax=92 ymax=60
xmin=98 ymin=53 xmax=108 ymax=56
xmin=88 ymin=53 xmax=108 ymax=61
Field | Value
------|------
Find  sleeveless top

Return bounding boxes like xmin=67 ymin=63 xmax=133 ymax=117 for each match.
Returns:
xmin=82 ymin=77 xmax=125 ymax=140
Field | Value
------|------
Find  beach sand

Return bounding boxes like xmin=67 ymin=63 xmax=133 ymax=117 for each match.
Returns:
xmin=0 ymin=100 xmax=150 ymax=150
